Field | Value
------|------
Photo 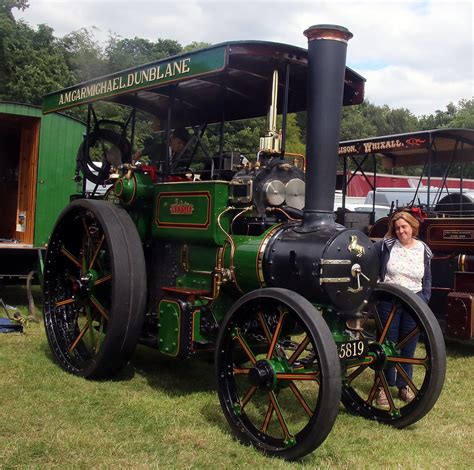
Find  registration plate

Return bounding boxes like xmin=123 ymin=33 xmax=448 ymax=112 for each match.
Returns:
xmin=337 ymin=339 xmax=368 ymax=360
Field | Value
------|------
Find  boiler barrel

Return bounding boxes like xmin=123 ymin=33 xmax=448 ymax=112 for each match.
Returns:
xmin=263 ymin=225 xmax=378 ymax=313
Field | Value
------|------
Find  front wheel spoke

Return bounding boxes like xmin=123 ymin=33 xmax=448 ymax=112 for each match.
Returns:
xmin=367 ymin=374 xmax=381 ymax=404
xmin=261 ymin=401 xmax=275 ymax=433
xmin=387 ymin=356 xmax=428 ymax=367
xmin=233 ymin=330 xmax=257 ymax=365
xmin=345 ymin=355 xmax=375 ymax=370
xmin=346 ymin=363 xmax=370 ymax=384
xmin=90 ymin=296 xmax=110 ymax=321
xmin=241 ymin=385 xmax=257 ymax=409
xmin=257 ymin=311 xmax=272 ymax=342
xmin=94 ymin=274 xmax=112 ymax=286
xmin=394 ymin=364 xmax=419 ymax=395
xmin=378 ymin=304 xmax=397 ymax=343
xmin=288 ymin=382 xmax=314 ymax=417
xmin=266 ymin=311 xmax=285 ymax=359
xmin=377 ymin=371 xmax=397 ymax=412
xmin=371 ymin=304 xmax=383 ymax=331
xmin=68 ymin=322 xmax=89 ymax=353
xmin=268 ymin=391 xmax=293 ymax=441
xmin=396 ymin=326 xmax=420 ymax=350
xmin=288 ymin=335 xmax=311 ymax=365
xmin=275 ymin=372 xmax=319 ymax=381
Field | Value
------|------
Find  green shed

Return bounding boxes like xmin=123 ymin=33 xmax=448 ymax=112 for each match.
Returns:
xmin=0 ymin=101 xmax=85 ymax=283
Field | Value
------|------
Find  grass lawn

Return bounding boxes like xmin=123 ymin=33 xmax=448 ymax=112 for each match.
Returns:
xmin=1 ymin=286 xmax=473 ymax=469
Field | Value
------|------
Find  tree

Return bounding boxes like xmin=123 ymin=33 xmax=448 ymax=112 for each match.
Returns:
xmin=105 ymin=36 xmax=182 ymax=72
xmin=447 ymin=99 xmax=474 ymax=129
xmin=418 ymin=102 xmax=457 ymax=130
xmin=0 ymin=0 xmax=29 ymax=21
xmin=61 ymin=28 xmax=106 ymax=82
xmin=0 ymin=18 xmax=74 ymax=104
xmin=340 ymin=104 xmax=377 ymax=140
xmin=183 ymin=41 xmax=211 ymax=52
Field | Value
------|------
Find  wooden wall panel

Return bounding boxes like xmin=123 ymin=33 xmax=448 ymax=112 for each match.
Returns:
xmin=16 ymin=119 xmax=40 ymax=244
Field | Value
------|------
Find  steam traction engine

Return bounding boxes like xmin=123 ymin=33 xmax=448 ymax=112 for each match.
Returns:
xmin=42 ymin=25 xmax=446 ymax=460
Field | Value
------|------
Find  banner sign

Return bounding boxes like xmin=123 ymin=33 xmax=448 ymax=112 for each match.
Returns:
xmin=43 ymin=46 xmax=227 ymax=113
xmin=338 ymin=133 xmax=430 ymax=157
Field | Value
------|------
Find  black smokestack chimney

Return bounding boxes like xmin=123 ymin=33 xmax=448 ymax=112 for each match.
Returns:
xmin=302 ymin=24 xmax=353 ymax=231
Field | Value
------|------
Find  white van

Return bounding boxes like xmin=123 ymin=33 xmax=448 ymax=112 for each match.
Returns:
xmin=364 ymin=187 xmax=448 ymax=207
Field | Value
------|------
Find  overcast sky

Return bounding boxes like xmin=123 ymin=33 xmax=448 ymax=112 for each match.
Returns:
xmin=14 ymin=0 xmax=473 ymax=116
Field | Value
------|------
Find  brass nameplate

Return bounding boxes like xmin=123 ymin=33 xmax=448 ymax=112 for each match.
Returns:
xmin=443 ymin=230 xmax=474 ymax=240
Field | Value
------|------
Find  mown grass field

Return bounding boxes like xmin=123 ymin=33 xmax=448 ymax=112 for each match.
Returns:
xmin=1 ymin=286 xmax=473 ymax=469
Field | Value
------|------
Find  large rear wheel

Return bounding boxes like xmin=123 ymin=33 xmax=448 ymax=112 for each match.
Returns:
xmin=43 ymin=199 xmax=146 ymax=379
xmin=341 ymin=283 xmax=446 ymax=427
xmin=216 ymin=288 xmax=341 ymax=460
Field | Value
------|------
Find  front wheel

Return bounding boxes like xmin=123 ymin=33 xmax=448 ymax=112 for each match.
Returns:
xmin=215 ymin=288 xmax=341 ymax=460
xmin=341 ymin=283 xmax=446 ymax=428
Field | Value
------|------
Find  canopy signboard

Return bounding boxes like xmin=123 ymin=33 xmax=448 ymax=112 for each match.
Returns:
xmin=43 ymin=46 xmax=227 ymax=114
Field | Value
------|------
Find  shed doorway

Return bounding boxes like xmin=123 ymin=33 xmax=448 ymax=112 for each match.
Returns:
xmin=0 ymin=113 xmax=40 ymax=245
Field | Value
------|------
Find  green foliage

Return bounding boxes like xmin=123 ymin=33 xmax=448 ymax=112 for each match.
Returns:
xmin=0 ymin=9 xmax=470 ymax=157
xmin=0 ymin=18 xmax=74 ymax=104
xmin=0 ymin=0 xmax=29 ymax=20
xmin=183 ymin=41 xmax=211 ymax=52
xmin=208 ymin=117 xmax=266 ymax=158
xmin=277 ymin=113 xmax=305 ymax=155
xmin=105 ymin=35 xmax=182 ymax=72
xmin=60 ymin=28 xmax=107 ymax=82
xmin=447 ymin=99 xmax=474 ymax=129
xmin=418 ymin=102 xmax=458 ymax=130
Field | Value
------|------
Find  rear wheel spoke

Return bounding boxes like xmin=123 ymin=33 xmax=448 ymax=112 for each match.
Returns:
xmin=90 ymin=296 xmax=109 ymax=321
xmin=94 ymin=274 xmax=112 ymax=286
xmin=88 ymin=235 xmax=105 ymax=270
xmin=60 ymin=247 xmax=82 ymax=269
xmin=55 ymin=298 xmax=75 ymax=308
xmin=68 ymin=322 xmax=89 ymax=353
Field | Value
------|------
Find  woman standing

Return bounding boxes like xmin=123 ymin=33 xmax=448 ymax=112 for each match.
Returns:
xmin=375 ymin=211 xmax=433 ymax=407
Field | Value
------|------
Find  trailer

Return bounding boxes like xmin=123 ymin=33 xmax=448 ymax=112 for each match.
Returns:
xmin=0 ymin=102 xmax=85 ymax=288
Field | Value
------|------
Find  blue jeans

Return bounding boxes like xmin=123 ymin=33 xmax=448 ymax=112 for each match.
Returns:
xmin=377 ymin=292 xmax=423 ymax=388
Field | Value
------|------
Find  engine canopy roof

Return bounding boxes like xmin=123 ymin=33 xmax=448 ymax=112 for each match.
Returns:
xmin=42 ymin=41 xmax=365 ymax=126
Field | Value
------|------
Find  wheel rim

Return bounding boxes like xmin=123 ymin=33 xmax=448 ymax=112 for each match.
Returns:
xmin=216 ymin=290 xmax=340 ymax=458
xmin=342 ymin=284 xmax=445 ymax=426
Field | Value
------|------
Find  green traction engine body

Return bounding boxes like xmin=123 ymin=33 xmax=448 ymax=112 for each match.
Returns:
xmin=40 ymin=25 xmax=446 ymax=460
xmin=114 ymin=171 xmax=378 ymax=358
